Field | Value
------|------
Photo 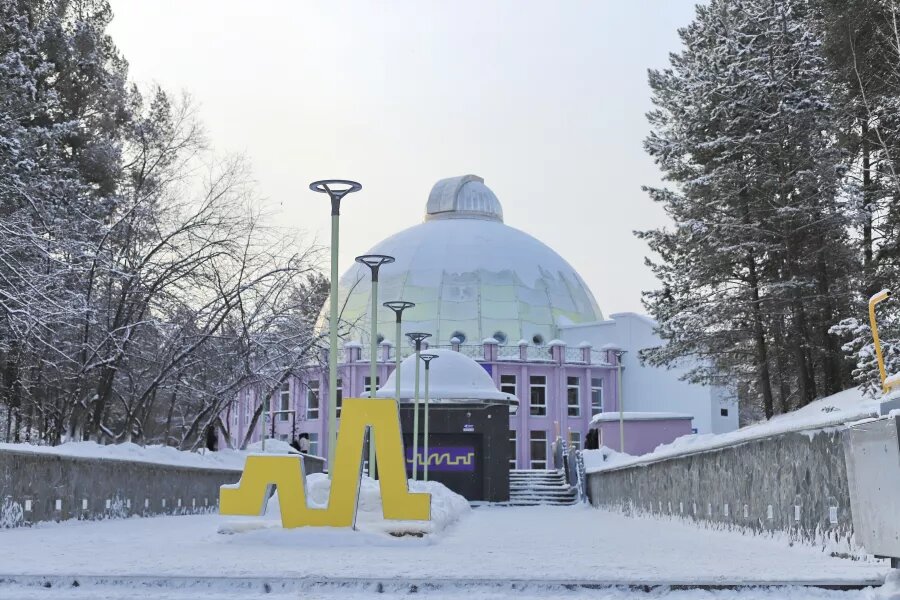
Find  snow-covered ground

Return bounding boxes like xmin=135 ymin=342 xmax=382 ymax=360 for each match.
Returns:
xmin=586 ymin=387 xmax=885 ymax=473
xmin=0 ymin=506 xmax=887 ymax=584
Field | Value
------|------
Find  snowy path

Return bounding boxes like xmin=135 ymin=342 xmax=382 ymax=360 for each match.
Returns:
xmin=0 ymin=505 xmax=888 ymax=586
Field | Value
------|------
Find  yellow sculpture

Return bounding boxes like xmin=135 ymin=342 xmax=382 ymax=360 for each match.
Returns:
xmin=220 ymin=398 xmax=431 ymax=527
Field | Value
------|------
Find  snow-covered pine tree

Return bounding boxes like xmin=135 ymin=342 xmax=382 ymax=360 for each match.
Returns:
xmin=818 ymin=0 xmax=900 ymax=393
xmin=639 ymin=0 xmax=857 ymax=419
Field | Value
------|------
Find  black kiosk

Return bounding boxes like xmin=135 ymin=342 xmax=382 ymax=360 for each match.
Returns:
xmin=372 ymin=349 xmax=518 ymax=503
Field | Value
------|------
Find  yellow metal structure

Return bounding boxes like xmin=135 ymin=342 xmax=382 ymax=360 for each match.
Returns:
xmin=220 ymin=398 xmax=431 ymax=527
xmin=868 ymin=289 xmax=898 ymax=395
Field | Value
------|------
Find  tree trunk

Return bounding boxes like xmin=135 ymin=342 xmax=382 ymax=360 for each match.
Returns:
xmin=747 ymin=253 xmax=776 ymax=419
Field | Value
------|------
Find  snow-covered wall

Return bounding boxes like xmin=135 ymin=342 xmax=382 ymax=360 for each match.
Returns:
xmin=586 ymin=427 xmax=856 ymax=550
xmin=0 ymin=448 xmax=248 ymax=528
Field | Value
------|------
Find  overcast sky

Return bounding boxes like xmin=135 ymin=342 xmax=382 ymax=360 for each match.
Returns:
xmin=107 ymin=0 xmax=700 ymax=316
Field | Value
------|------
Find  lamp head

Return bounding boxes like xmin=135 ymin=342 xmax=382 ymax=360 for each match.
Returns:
xmin=406 ymin=332 xmax=431 ymax=351
xmin=309 ymin=179 xmax=362 ymax=215
xmin=383 ymin=300 xmax=415 ymax=322
xmin=355 ymin=254 xmax=395 ymax=281
xmin=419 ymin=353 xmax=439 ymax=368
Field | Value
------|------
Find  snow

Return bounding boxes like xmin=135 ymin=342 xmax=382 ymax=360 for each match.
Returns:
xmin=371 ymin=349 xmax=516 ymax=402
xmin=885 ymin=372 xmax=900 ymax=387
xmin=220 ymin=474 xmax=470 ymax=537
xmin=586 ymin=387 xmax=881 ymax=474
xmin=582 ymin=447 xmax=634 ymax=471
xmin=591 ymin=412 xmax=693 ymax=423
xmin=0 ymin=506 xmax=888 ymax=586
xmin=0 ymin=439 xmax=306 ymax=471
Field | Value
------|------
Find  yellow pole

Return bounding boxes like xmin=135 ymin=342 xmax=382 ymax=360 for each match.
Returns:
xmin=869 ymin=289 xmax=892 ymax=394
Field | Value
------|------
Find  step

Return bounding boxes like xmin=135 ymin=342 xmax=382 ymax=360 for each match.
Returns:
xmin=510 ymin=493 xmax=576 ymax=500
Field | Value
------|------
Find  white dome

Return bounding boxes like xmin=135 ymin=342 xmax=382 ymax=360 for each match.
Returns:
xmin=371 ymin=349 xmax=515 ymax=403
xmin=331 ymin=176 xmax=602 ymax=345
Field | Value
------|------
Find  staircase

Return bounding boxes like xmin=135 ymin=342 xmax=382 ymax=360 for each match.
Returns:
xmin=508 ymin=469 xmax=578 ymax=506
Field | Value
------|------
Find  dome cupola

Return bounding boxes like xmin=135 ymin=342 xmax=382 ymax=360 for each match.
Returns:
xmin=327 ymin=176 xmax=602 ymax=346
xmin=425 ymin=175 xmax=504 ymax=223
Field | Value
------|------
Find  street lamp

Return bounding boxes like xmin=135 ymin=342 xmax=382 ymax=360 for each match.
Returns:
xmin=405 ymin=332 xmax=431 ymax=481
xmin=419 ymin=353 xmax=439 ymax=482
xmin=309 ymin=179 xmax=362 ymax=474
xmin=383 ymin=300 xmax=416 ymax=405
xmin=355 ymin=254 xmax=396 ymax=477
xmin=614 ymin=350 xmax=627 ymax=453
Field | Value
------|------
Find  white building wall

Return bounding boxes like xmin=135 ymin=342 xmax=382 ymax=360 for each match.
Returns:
xmin=559 ymin=312 xmax=739 ymax=435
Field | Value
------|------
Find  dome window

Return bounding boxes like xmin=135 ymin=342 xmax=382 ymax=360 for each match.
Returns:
xmin=492 ymin=331 xmax=508 ymax=345
xmin=450 ymin=331 xmax=467 ymax=344
xmin=532 ymin=334 xmax=545 ymax=346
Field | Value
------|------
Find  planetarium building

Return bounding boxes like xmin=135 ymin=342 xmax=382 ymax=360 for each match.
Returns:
xmin=221 ymin=176 xmax=739 ymax=470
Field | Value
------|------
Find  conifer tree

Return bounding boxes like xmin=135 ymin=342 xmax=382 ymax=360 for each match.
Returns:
xmin=639 ymin=0 xmax=857 ymax=419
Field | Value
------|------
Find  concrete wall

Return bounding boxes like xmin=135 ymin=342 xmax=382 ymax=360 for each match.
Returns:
xmin=586 ymin=427 xmax=855 ymax=547
xmin=0 ymin=450 xmax=324 ymax=528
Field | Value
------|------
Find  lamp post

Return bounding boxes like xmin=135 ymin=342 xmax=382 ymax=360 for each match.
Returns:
xmin=419 ymin=353 xmax=438 ymax=482
xmin=354 ymin=254 xmax=395 ymax=478
xmin=614 ymin=350 xmax=627 ymax=453
xmin=383 ymin=301 xmax=415 ymax=405
xmin=309 ymin=179 xmax=362 ymax=475
xmin=405 ymin=332 xmax=431 ymax=480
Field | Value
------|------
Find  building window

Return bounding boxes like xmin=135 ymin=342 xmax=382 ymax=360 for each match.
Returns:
xmin=336 ymin=378 xmax=343 ymax=418
xmin=567 ymin=376 xmax=581 ymax=417
xmin=244 ymin=391 xmax=252 ymax=420
xmin=450 ymin=331 xmax=466 ymax=344
xmin=720 ymin=408 xmax=729 ymax=417
xmin=493 ymin=331 xmax=508 ymax=345
xmin=364 ymin=376 xmax=380 ymax=393
xmin=509 ymin=429 xmax=517 ymax=469
xmin=591 ymin=378 xmax=603 ymax=415
xmin=530 ymin=430 xmax=547 ymax=469
xmin=569 ymin=431 xmax=582 ymax=451
xmin=532 ymin=334 xmax=545 ymax=346
xmin=500 ymin=374 xmax=517 ymax=397
xmin=278 ymin=434 xmax=288 ymax=441
xmin=306 ymin=381 xmax=319 ymax=420
xmin=308 ymin=433 xmax=319 ymax=456
xmin=529 ymin=375 xmax=547 ymax=416
xmin=279 ymin=382 xmax=290 ymax=421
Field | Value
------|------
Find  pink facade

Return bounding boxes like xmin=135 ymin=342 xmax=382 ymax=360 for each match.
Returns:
xmin=219 ymin=341 xmax=650 ymax=468
xmin=596 ymin=417 xmax=694 ymax=456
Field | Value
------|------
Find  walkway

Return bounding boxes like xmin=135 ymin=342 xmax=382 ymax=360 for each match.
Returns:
xmin=0 ymin=506 xmax=888 ymax=587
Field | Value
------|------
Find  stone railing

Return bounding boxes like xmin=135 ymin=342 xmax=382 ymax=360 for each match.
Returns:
xmin=586 ymin=427 xmax=856 ymax=549
xmin=0 ymin=449 xmax=324 ymax=528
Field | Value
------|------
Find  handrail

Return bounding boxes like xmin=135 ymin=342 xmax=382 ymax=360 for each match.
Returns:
xmin=868 ymin=289 xmax=896 ymax=394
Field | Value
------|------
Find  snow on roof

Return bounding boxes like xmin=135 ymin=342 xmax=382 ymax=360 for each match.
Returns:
xmin=370 ymin=349 xmax=517 ymax=403
xmin=586 ymin=386 xmax=882 ymax=474
xmin=591 ymin=412 xmax=693 ymax=423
